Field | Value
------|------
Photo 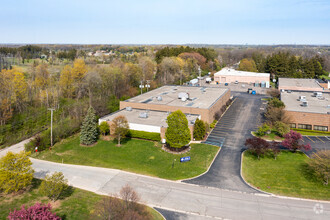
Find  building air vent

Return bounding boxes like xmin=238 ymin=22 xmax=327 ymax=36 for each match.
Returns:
xmin=178 ymin=92 xmax=189 ymax=100
xmin=157 ymin=96 xmax=162 ymax=101
xmin=139 ymin=112 xmax=148 ymax=118
xmin=126 ymin=107 xmax=132 ymax=111
xmin=301 ymin=101 xmax=308 ymax=107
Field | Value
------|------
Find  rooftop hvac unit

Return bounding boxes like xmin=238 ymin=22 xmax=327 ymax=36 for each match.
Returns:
xmin=299 ymin=96 xmax=306 ymax=101
xmin=301 ymin=101 xmax=308 ymax=107
xmin=126 ymin=106 xmax=132 ymax=111
xmin=182 ymin=97 xmax=187 ymax=102
xmin=157 ymin=96 xmax=162 ymax=101
xmin=313 ymin=92 xmax=323 ymax=97
xmin=139 ymin=112 xmax=148 ymax=118
xmin=178 ymin=92 xmax=189 ymax=100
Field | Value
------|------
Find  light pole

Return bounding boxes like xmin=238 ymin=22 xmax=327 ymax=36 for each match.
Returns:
xmin=146 ymin=80 xmax=150 ymax=92
xmin=48 ymin=108 xmax=55 ymax=149
xmin=139 ymin=80 xmax=144 ymax=94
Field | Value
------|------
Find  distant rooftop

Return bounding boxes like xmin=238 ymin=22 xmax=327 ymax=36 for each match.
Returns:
xmin=281 ymin=91 xmax=330 ymax=114
xmin=278 ymin=78 xmax=323 ymax=90
xmin=100 ymin=108 xmax=199 ymax=127
xmin=214 ymin=67 xmax=270 ymax=78
xmin=123 ymin=85 xmax=229 ymax=109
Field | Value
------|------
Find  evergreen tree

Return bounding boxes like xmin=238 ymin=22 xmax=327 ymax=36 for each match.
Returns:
xmin=80 ymin=106 xmax=98 ymax=145
xmin=165 ymin=110 xmax=191 ymax=149
xmin=193 ymin=118 xmax=206 ymax=140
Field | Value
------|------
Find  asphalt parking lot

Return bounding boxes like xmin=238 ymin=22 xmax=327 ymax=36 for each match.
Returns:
xmin=185 ymin=92 xmax=267 ymax=193
xmin=301 ymin=135 xmax=330 ymax=156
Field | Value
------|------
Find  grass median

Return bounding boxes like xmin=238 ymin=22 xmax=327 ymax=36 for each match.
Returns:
xmin=31 ymin=135 xmax=219 ymax=180
xmin=242 ymin=150 xmax=329 ymax=200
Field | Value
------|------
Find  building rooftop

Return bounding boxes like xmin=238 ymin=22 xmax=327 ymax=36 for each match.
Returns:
xmin=214 ymin=67 xmax=270 ymax=78
xmin=281 ymin=91 xmax=330 ymax=114
xmin=278 ymin=78 xmax=323 ymax=90
xmin=99 ymin=108 xmax=199 ymax=127
xmin=123 ymin=85 xmax=229 ymax=109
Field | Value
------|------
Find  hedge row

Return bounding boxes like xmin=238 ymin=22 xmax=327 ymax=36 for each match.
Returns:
xmin=292 ymin=128 xmax=330 ymax=135
xmin=128 ymin=130 xmax=161 ymax=141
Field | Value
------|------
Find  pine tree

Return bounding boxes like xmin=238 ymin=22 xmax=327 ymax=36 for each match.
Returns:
xmin=80 ymin=106 xmax=98 ymax=145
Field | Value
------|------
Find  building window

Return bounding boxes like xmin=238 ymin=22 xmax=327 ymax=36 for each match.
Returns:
xmin=298 ymin=124 xmax=312 ymax=130
xmin=290 ymin=123 xmax=296 ymax=128
xmin=314 ymin=125 xmax=328 ymax=132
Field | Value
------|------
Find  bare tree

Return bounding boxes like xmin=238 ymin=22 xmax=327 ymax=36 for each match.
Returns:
xmin=120 ymin=184 xmax=140 ymax=210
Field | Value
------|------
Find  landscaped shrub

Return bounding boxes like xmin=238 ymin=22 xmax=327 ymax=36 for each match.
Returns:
xmin=0 ymin=151 xmax=34 ymax=193
xmin=39 ymin=172 xmax=68 ymax=201
xmin=99 ymin=121 xmax=110 ymax=136
xmin=256 ymin=123 xmax=271 ymax=136
xmin=210 ymin=120 xmax=217 ymax=129
xmin=128 ymin=130 xmax=161 ymax=141
xmin=193 ymin=118 xmax=206 ymax=140
xmin=292 ymin=128 xmax=330 ymax=135
xmin=307 ymin=150 xmax=330 ymax=185
xmin=8 ymin=203 xmax=61 ymax=220
xmin=274 ymin=121 xmax=290 ymax=137
xmin=282 ymin=130 xmax=311 ymax=152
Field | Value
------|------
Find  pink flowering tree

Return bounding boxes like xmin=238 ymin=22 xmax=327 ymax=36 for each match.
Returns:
xmin=282 ymin=130 xmax=311 ymax=152
xmin=8 ymin=203 xmax=61 ymax=220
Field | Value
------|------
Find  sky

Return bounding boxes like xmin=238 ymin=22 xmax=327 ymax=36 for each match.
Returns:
xmin=0 ymin=0 xmax=329 ymax=45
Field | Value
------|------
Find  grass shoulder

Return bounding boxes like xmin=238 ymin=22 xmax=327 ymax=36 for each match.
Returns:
xmin=31 ymin=135 xmax=219 ymax=180
xmin=0 ymin=178 xmax=163 ymax=220
xmin=242 ymin=150 xmax=329 ymax=200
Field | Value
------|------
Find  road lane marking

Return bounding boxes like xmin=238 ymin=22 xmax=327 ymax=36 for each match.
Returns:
xmin=306 ymin=136 xmax=315 ymax=143
xmin=316 ymin=136 xmax=325 ymax=143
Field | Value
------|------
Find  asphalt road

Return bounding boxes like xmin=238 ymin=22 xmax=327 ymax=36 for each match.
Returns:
xmin=184 ymin=93 xmax=267 ymax=193
xmin=31 ymin=158 xmax=330 ymax=220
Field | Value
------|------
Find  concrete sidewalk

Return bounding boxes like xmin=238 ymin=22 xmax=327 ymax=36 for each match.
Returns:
xmin=0 ymin=138 xmax=31 ymax=157
xmin=32 ymin=158 xmax=330 ymax=220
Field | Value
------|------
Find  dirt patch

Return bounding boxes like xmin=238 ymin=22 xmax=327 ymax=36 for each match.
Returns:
xmin=49 ymin=200 xmax=62 ymax=209
xmin=162 ymin=144 xmax=191 ymax=154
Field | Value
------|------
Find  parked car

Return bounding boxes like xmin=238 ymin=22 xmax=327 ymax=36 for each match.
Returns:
xmin=234 ymin=80 xmax=238 ymax=84
xmin=225 ymin=83 xmax=229 ymax=86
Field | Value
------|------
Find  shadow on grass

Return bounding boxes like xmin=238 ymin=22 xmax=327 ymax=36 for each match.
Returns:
xmin=111 ymin=137 xmax=131 ymax=145
xmin=59 ymin=186 xmax=75 ymax=200
xmin=300 ymin=162 xmax=320 ymax=184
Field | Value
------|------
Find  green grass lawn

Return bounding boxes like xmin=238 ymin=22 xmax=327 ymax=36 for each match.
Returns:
xmin=252 ymin=131 xmax=284 ymax=141
xmin=242 ymin=150 xmax=330 ymax=200
xmin=0 ymin=179 xmax=163 ymax=220
xmin=32 ymin=136 xmax=219 ymax=180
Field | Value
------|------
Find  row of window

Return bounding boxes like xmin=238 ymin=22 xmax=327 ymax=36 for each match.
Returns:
xmin=290 ymin=123 xmax=328 ymax=131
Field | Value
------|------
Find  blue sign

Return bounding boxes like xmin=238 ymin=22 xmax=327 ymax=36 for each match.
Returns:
xmin=251 ymin=90 xmax=256 ymax=95
xmin=180 ymin=156 xmax=191 ymax=163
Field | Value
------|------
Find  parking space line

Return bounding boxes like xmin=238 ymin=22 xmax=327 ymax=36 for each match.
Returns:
xmin=325 ymin=136 xmax=330 ymax=141
xmin=316 ymin=136 xmax=325 ymax=143
xmin=306 ymin=136 xmax=315 ymax=143
xmin=211 ymin=131 xmax=228 ymax=135
xmin=301 ymin=138 xmax=304 ymax=142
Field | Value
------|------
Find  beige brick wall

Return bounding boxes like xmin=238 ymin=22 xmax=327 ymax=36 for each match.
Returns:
xmin=120 ymin=89 xmax=231 ymax=124
xmin=286 ymin=111 xmax=330 ymax=130
xmin=214 ymin=75 xmax=269 ymax=84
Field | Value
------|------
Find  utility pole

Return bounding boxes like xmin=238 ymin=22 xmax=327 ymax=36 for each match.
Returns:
xmin=48 ymin=108 xmax=55 ymax=148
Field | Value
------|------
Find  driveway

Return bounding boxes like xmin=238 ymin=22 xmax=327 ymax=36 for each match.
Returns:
xmin=31 ymin=158 xmax=330 ymax=220
xmin=184 ymin=93 xmax=267 ymax=193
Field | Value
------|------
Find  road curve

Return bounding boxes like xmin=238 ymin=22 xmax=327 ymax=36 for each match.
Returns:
xmin=32 ymin=158 xmax=329 ymax=220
